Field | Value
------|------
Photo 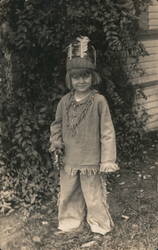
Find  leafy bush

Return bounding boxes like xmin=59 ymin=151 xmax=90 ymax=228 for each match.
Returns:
xmin=0 ymin=0 xmax=150 ymax=214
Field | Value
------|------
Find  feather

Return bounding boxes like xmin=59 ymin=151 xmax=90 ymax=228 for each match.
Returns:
xmin=68 ymin=44 xmax=72 ymax=60
xmin=77 ymin=36 xmax=90 ymax=58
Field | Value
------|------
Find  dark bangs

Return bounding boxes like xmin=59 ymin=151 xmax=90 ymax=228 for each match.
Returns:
xmin=69 ymin=68 xmax=92 ymax=78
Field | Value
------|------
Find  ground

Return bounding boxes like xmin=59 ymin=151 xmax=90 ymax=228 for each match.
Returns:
xmin=0 ymin=135 xmax=158 ymax=250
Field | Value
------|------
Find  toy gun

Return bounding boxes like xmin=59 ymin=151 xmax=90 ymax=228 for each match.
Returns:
xmin=53 ymin=149 xmax=64 ymax=171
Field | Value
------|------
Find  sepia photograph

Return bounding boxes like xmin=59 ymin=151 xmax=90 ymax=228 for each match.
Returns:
xmin=0 ymin=0 xmax=158 ymax=249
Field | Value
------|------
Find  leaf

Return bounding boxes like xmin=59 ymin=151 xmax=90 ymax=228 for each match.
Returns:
xmin=121 ymin=215 xmax=129 ymax=220
xmin=16 ymin=153 xmax=25 ymax=160
xmin=32 ymin=236 xmax=41 ymax=243
xmin=31 ymin=194 xmax=37 ymax=204
xmin=24 ymin=125 xmax=32 ymax=132
xmin=81 ymin=241 xmax=98 ymax=248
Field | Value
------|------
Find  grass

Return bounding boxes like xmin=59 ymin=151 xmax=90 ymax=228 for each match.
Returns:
xmin=0 ymin=133 xmax=158 ymax=249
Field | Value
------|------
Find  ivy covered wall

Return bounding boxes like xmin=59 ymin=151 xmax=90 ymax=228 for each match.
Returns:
xmin=0 ymin=0 xmax=151 ymax=214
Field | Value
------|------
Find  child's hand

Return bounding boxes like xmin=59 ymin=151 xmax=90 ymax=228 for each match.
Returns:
xmin=49 ymin=145 xmax=54 ymax=153
xmin=49 ymin=142 xmax=64 ymax=153
xmin=51 ymin=149 xmax=64 ymax=170
xmin=100 ymin=162 xmax=119 ymax=173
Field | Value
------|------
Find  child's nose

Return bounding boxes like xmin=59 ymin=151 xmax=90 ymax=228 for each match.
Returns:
xmin=78 ymin=77 xmax=84 ymax=82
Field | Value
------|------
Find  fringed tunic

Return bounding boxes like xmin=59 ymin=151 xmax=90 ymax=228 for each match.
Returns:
xmin=50 ymin=89 xmax=119 ymax=175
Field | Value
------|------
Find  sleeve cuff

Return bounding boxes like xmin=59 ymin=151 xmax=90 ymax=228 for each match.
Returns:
xmin=100 ymin=162 xmax=119 ymax=173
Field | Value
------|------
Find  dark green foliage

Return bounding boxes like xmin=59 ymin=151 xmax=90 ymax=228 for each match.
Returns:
xmin=0 ymin=0 xmax=150 ymax=213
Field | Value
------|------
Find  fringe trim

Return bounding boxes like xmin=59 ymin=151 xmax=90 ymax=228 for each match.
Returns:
xmin=100 ymin=163 xmax=119 ymax=173
xmin=65 ymin=168 xmax=99 ymax=176
xmin=100 ymin=175 xmax=108 ymax=201
xmin=100 ymin=176 xmax=114 ymax=229
xmin=65 ymin=90 xmax=97 ymax=136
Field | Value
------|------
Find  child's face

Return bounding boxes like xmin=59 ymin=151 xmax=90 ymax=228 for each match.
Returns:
xmin=71 ymin=69 xmax=92 ymax=93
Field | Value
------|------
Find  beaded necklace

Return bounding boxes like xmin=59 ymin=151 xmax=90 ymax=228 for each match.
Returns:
xmin=65 ymin=89 xmax=97 ymax=135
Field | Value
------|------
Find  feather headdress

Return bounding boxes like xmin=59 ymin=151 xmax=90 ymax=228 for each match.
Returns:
xmin=66 ymin=36 xmax=96 ymax=71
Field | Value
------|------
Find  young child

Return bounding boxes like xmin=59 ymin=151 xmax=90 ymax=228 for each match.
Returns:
xmin=49 ymin=36 xmax=119 ymax=237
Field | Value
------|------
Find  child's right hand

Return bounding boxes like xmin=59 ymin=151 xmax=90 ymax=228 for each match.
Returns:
xmin=51 ymin=148 xmax=64 ymax=170
xmin=49 ymin=142 xmax=64 ymax=153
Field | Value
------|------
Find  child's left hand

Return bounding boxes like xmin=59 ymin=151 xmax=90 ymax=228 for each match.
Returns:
xmin=100 ymin=162 xmax=119 ymax=173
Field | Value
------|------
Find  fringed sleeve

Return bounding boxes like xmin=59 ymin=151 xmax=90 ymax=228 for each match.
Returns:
xmin=49 ymin=100 xmax=64 ymax=152
xmin=99 ymin=97 xmax=119 ymax=173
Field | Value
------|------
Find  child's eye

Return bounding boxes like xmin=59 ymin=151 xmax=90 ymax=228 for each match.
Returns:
xmin=71 ymin=74 xmax=79 ymax=79
xmin=83 ymin=72 xmax=90 ymax=78
xmin=71 ymin=71 xmax=91 ymax=79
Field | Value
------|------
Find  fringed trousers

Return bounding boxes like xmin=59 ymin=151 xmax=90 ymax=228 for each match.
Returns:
xmin=58 ymin=169 xmax=114 ymax=235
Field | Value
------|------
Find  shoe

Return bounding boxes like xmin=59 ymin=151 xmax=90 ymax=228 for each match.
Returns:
xmin=54 ymin=229 xmax=68 ymax=236
xmin=54 ymin=225 xmax=84 ymax=236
